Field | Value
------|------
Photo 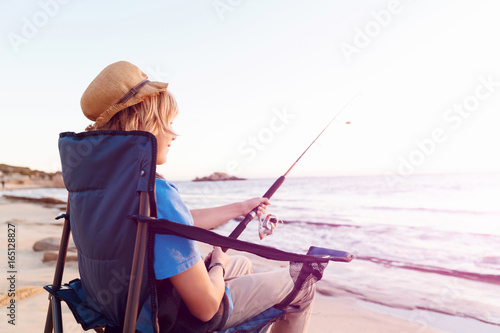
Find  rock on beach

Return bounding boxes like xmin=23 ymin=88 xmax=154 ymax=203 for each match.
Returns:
xmin=33 ymin=237 xmax=76 ymax=252
xmin=33 ymin=237 xmax=78 ymax=262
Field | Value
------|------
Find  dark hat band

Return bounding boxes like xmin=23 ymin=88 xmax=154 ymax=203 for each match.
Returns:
xmin=116 ymin=79 xmax=150 ymax=104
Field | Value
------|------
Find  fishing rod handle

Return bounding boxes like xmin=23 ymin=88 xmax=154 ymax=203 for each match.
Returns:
xmin=222 ymin=176 xmax=286 ymax=252
xmin=222 ymin=209 xmax=256 ymax=252
xmin=230 ymin=175 xmax=285 ymax=237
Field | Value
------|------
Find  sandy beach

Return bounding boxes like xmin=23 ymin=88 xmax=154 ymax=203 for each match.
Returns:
xmin=0 ymin=192 xmax=442 ymax=333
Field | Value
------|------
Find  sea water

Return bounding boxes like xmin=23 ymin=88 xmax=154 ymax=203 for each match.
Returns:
xmin=5 ymin=173 xmax=500 ymax=330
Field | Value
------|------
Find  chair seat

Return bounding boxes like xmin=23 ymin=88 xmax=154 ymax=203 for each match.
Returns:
xmin=44 ymin=279 xmax=113 ymax=331
xmin=45 ymin=278 xmax=288 ymax=333
xmin=217 ymin=306 xmax=289 ymax=333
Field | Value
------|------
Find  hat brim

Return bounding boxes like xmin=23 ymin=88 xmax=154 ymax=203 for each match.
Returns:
xmin=93 ymin=81 xmax=168 ymax=128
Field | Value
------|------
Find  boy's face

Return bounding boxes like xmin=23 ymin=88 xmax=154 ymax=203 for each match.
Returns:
xmin=156 ymin=124 xmax=176 ymax=165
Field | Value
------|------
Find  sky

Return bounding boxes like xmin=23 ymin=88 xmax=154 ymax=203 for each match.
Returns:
xmin=1 ymin=0 xmax=499 ymax=180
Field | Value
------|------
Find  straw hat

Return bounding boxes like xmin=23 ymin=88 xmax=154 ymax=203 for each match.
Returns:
xmin=81 ymin=61 xmax=168 ymax=128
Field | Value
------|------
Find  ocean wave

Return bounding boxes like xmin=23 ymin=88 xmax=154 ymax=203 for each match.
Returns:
xmin=2 ymin=194 xmax=66 ymax=206
xmin=362 ymin=205 xmax=496 ymax=215
xmin=2 ymin=188 xmax=68 ymax=202
xmin=281 ymin=219 xmax=360 ymax=228
xmin=356 ymin=255 xmax=500 ymax=285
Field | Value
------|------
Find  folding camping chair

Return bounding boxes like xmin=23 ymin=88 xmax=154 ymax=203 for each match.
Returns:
xmin=44 ymin=131 xmax=353 ymax=333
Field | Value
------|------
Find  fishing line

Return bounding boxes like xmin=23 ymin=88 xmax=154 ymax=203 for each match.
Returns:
xmin=284 ymin=114 xmax=339 ymax=177
xmin=223 ymin=110 xmax=347 ymax=250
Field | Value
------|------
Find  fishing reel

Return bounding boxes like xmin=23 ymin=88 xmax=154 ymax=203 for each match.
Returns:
xmin=258 ymin=214 xmax=283 ymax=240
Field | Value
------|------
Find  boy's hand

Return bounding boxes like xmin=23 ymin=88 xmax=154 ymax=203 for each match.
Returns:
xmin=242 ymin=197 xmax=270 ymax=217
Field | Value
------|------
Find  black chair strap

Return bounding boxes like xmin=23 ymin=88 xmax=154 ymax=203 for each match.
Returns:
xmin=131 ymin=215 xmax=352 ymax=264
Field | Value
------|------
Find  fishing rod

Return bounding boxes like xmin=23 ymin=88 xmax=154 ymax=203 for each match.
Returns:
xmin=223 ymin=114 xmax=341 ymax=251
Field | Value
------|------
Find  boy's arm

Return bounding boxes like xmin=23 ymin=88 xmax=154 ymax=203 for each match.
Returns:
xmin=191 ymin=197 xmax=269 ymax=230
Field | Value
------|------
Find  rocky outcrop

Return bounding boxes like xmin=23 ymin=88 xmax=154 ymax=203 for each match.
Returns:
xmin=193 ymin=172 xmax=246 ymax=182
xmin=0 ymin=164 xmax=64 ymax=188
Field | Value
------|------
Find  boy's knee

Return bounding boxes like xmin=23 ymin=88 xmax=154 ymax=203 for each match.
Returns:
xmin=237 ymin=256 xmax=253 ymax=273
xmin=231 ymin=255 xmax=251 ymax=266
xmin=227 ymin=255 xmax=253 ymax=277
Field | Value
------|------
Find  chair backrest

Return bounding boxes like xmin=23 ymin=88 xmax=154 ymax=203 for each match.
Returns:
xmin=58 ymin=131 xmax=157 ymax=328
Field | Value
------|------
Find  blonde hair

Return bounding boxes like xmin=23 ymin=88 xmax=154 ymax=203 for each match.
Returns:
xmin=86 ymin=90 xmax=178 ymax=138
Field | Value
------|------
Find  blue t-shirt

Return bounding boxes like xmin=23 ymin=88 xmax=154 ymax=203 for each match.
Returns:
xmin=154 ymin=179 xmax=201 ymax=279
xmin=137 ymin=179 xmax=232 ymax=331
xmin=153 ymin=179 xmax=233 ymax=313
